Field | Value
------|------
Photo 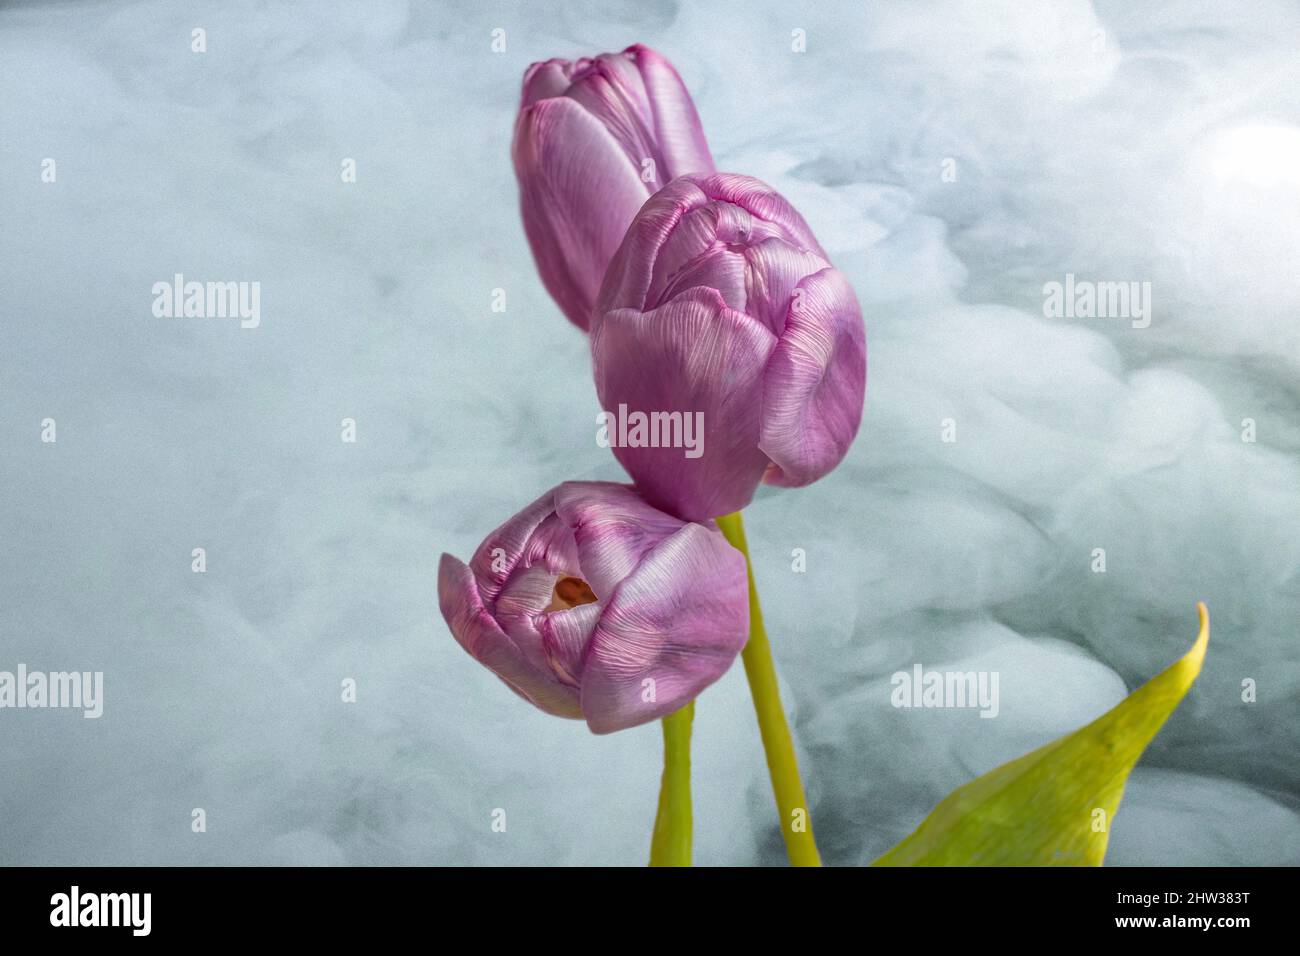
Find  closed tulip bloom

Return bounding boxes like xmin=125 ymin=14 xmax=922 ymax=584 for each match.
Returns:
xmin=512 ymin=45 xmax=715 ymax=330
xmin=591 ymin=173 xmax=867 ymax=521
xmin=438 ymin=481 xmax=747 ymax=733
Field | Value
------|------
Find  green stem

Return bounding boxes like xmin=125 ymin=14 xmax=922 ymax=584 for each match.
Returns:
xmin=715 ymin=511 xmax=822 ymax=866
xmin=649 ymin=701 xmax=694 ymax=866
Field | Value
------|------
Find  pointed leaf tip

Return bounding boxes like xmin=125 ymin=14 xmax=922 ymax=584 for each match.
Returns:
xmin=873 ymin=604 xmax=1209 ymax=867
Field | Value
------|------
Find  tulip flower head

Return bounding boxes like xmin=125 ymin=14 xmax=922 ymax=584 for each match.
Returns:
xmin=512 ymin=45 xmax=715 ymax=330
xmin=591 ymin=173 xmax=867 ymax=521
xmin=438 ymin=482 xmax=748 ymax=733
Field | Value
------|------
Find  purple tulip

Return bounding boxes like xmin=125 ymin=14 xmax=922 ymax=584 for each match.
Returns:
xmin=591 ymin=173 xmax=867 ymax=521
xmin=512 ymin=45 xmax=715 ymax=331
xmin=437 ymin=481 xmax=748 ymax=733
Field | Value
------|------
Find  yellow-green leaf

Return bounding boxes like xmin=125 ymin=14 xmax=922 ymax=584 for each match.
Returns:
xmin=873 ymin=603 xmax=1209 ymax=866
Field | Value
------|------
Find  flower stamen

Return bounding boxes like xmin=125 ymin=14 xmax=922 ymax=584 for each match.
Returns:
xmin=549 ymin=575 xmax=598 ymax=610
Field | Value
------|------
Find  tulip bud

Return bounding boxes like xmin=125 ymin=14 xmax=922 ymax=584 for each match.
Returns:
xmin=591 ymin=173 xmax=867 ymax=521
xmin=511 ymin=45 xmax=715 ymax=331
xmin=437 ymin=481 xmax=747 ymax=733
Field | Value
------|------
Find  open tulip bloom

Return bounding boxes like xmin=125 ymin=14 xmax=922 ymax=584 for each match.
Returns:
xmin=438 ymin=482 xmax=748 ymax=734
xmin=439 ymin=44 xmax=1209 ymax=869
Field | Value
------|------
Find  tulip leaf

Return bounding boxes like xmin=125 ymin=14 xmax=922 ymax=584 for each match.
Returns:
xmin=873 ymin=603 xmax=1209 ymax=866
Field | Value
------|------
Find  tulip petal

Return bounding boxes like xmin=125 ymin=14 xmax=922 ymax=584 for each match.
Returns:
xmin=743 ymin=236 xmax=832 ymax=336
xmin=563 ymin=53 xmax=664 ymax=188
xmin=539 ymin=601 xmax=601 ymax=689
xmin=629 ymin=45 xmax=715 ymax=179
xmin=650 ymin=201 xmax=725 ymax=289
xmin=596 ymin=177 xmax=710 ymax=314
xmin=553 ymin=481 xmax=684 ymax=600
xmin=760 ymin=267 xmax=867 ymax=486
xmin=597 ymin=174 xmax=827 ymax=318
xmin=592 ymin=288 xmax=777 ymax=521
xmin=581 ymin=524 xmax=748 ymax=733
xmin=649 ymin=202 xmax=793 ymax=314
xmin=512 ymin=96 xmax=651 ymax=330
xmin=438 ymin=554 xmax=582 ymax=719
xmin=520 ymin=58 xmax=575 ymax=107
xmin=655 ymin=245 xmax=749 ymax=314
xmin=494 ymin=564 xmax=559 ymax=643
xmin=697 ymin=173 xmax=826 ymax=258
xmin=467 ymin=488 xmax=557 ymax=606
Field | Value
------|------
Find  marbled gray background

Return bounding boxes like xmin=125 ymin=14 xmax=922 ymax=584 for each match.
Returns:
xmin=1 ymin=0 xmax=1297 ymax=865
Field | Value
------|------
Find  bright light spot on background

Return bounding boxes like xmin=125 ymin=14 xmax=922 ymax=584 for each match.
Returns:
xmin=1187 ymin=122 xmax=1300 ymax=249
xmin=1167 ymin=121 xmax=1300 ymax=356
xmin=1207 ymin=124 xmax=1300 ymax=188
